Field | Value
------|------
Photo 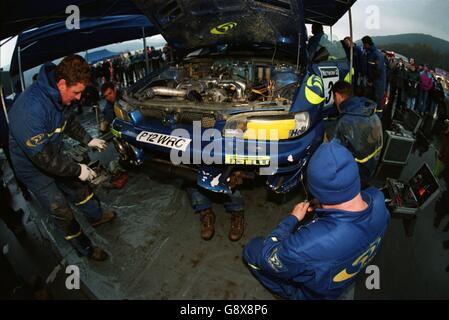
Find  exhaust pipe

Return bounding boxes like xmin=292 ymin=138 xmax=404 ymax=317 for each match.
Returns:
xmin=146 ymin=87 xmax=187 ymax=99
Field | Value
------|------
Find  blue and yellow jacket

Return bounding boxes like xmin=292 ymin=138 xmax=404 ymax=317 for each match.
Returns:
xmin=332 ymin=96 xmax=383 ymax=182
xmin=8 ymin=63 xmax=92 ymax=181
xmin=365 ymin=45 xmax=387 ymax=94
xmin=255 ymin=187 xmax=390 ymax=300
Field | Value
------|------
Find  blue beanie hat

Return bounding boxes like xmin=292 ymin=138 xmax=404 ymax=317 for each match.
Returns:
xmin=307 ymin=142 xmax=361 ymax=205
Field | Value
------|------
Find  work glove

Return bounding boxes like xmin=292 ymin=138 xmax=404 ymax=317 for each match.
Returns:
xmin=88 ymin=138 xmax=107 ymax=151
xmin=78 ymin=163 xmax=97 ymax=182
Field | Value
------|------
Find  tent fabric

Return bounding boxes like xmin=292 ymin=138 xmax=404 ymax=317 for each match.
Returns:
xmin=85 ymin=49 xmax=119 ymax=65
xmin=6 ymin=0 xmax=356 ymax=75
xmin=0 ymin=0 xmax=142 ymax=40
xmin=9 ymin=15 xmax=156 ymax=75
xmin=1 ymin=0 xmax=357 ymax=41
xmin=303 ymin=0 xmax=357 ymax=26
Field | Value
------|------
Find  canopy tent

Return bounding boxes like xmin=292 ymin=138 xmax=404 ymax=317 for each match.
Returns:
xmin=0 ymin=0 xmax=143 ymax=40
xmin=303 ymin=0 xmax=357 ymax=26
xmin=85 ymin=49 xmax=120 ymax=65
xmin=1 ymin=0 xmax=357 ymax=41
xmin=6 ymin=0 xmax=357 ymax=79
xmin=9 ymin=15 xmax=157 ymax=76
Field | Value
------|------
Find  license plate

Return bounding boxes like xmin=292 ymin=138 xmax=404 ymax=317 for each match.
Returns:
xmin=136 ymin=131 xmax=191 ymax=151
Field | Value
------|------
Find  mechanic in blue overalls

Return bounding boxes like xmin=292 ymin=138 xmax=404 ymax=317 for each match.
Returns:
xmin=307 ymin=23 xmax=325 ymax=60
xmin=8 ymin=55 xmax=117 ymax=261
xmin=362 ymin=36 xmax=387 ymax=112
xmin=330 ymin=80 xmax=383 ymax=186
xmin=100 ymin=81 xmax=120 ymax=133
xmin=243 ymin=142 xmax=390 ymax=300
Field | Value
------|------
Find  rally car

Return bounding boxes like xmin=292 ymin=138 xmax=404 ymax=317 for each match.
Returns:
xmin=111 ymin=0 xmax=356 ymax=194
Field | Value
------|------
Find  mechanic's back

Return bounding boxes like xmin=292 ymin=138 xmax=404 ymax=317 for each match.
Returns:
xmin=244 ymin=142 xmax=390 ymax=299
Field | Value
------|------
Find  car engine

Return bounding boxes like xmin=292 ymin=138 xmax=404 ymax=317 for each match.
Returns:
xmin=132 ymin=58 xmax=300 ymax=105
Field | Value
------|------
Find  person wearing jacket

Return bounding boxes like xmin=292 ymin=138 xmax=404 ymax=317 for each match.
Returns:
xmin=100 ymin=81 xmax=120 ymax=133
xmin=243 ymin=142 xmax=390 ymax=300
xmin=430 ymin=76 xmax=445 ymax=119
xmin=405 ymin=59 xmax=419 ymax=110
xmin=8 ymin=55 xmax=116 ymax=261
xmin=330 ymin=81 xmax=383 ymax=185
xmin=342 ymin=36 xmax=366 ymax=96
xmin=389 ymin=58 xmax=407 ymax=110
xmin=416 ymin=65 xmax=433 ymax=115
xmin=362 ymin=36 xmax=387 ymax=111
xmin=307 ymin=23 xmax=325 ymax=61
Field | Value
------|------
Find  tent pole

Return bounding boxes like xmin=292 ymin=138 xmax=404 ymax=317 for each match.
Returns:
xmin=1 ymin=85 xmax=10 ymax=125
xmin=143 ymin=27 xmax=150 ymax=75
xmin=17 ymin=46 xmax=25 ymax=92
xmin=330 ymin=26 xmax=333 ymax=42
xmin=349 ymin=7 xmax=354 ymax=84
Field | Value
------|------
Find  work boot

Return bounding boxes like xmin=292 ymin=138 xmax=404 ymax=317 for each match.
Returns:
xmin=199 ymin=208 xmax=215 ymax=240
xmin=229 ymin=211 xmax=245 ymax=242
xmin=89 ymin=247 xmax=109 ymax=261
xmin=67 ymin=231 xmax=108 ymax=262
xmin=91 ymin=210 xmax=117 ymax=228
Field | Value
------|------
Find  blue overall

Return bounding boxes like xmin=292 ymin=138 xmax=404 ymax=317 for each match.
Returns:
xmin=243 ymin=187 xmax=390 ymax=300
xmin=364 ymin=45 xmax=387 ymax=109
xmin=8 ymin=63 xmax=102 ymax=238
xmin=332 ymin=96 xmax=383 ymax=184
xmin=186 ymin=187 xmax=244 ymax=213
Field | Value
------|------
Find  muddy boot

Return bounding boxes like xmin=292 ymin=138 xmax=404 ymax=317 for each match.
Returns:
xmin=229 ymin=211 xmax=245 ymax=242
xmin=65 ymin=226 xmax=108 ymax=262
xmin=90 ymin=210 xmax=117 ymax=228
xmin=89 ymin=247 xmax=109 ymax=261
xmin=199 ymin=208 xmax=215 ymax=240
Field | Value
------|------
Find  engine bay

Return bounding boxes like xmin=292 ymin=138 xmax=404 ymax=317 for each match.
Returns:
xmin=132 ymin=58 xmax=301 ymax=107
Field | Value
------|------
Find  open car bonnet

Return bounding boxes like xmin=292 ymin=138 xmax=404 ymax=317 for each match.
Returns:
xmin=130 ymin=0 xmax=356 ymax=55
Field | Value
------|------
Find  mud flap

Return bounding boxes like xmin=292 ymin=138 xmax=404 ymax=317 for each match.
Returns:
xmin=266 ymin=160 xmax=306 ymax=194
xmin=266 ymin=145 xmax=314 ymax=194
xmin=197 ymin=165 xmax=233 ymax=194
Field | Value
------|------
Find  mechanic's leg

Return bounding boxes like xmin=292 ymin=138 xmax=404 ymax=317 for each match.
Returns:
xmin=56 ymin=179 xmax=116 ymax=228
xmin=186 ymin=186 xmax=215 ymax=240
xmin=243 ymin=237 xmax=305 ymax=300
xmin=27 ymin=178 xmax=107 ymax=260
xmin=374 ymin=86 xmax=385 ymax=112
xmin=224 ymin=190 xmax=245 ymax=242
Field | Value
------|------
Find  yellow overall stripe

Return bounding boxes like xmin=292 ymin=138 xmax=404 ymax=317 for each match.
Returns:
xmin=355 ymin=145 xmax=383 ymax=164
xmin=64 ymin=230 xmax=82 ymax=241
xmin=75 ymin=192 xmax=94 ymax=206
xmin=47 ymin=121 xmax=67 ymax=137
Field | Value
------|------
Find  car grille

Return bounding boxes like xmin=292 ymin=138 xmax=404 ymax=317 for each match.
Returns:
xmin=140 ymin=109 xmax=216 ymax=128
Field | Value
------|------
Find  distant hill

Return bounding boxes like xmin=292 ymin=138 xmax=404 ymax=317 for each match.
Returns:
xmin=370 ymin=34 xmax=449 ymax=53
xmin=360 ymin=33 xmax=449 ymax=71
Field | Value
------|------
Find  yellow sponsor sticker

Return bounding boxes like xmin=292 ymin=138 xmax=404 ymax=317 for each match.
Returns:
xmin=26 ymin=133 xmax=46 ymax=148
xmin=333 ymin=237 xmax=381 ymax=283
xmin=211 ymin=22 xmax=237 ymax=35
xmin=225 ymin=154 xmax=270 ymax=166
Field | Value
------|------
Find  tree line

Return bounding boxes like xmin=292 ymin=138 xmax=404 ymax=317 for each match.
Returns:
xmin=378 ymin=43 xmax=449 ymax=71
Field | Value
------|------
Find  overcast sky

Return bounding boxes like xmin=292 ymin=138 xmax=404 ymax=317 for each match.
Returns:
xmin=331 ymin=0 xmax=449 ymax=42
xmin=2 ymin=0 xmax=449 ymax=69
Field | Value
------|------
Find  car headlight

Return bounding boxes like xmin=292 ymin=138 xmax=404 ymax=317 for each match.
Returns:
xmin=223 ymin=111 xmax=310 ymax=141
xmin=114 ymin=101 xmax=132 ymax=122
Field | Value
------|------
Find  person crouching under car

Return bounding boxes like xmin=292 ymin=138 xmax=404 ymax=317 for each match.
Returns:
xmin=100 ymin=81 xmax=120 ymax=133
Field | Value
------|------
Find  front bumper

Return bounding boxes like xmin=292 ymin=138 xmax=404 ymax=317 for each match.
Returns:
xmin=111 ymin=118 xmax=324 ymax=194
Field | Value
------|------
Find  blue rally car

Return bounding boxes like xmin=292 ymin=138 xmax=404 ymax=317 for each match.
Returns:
xmin=111 ymin=0 xmax=357 ymax=194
